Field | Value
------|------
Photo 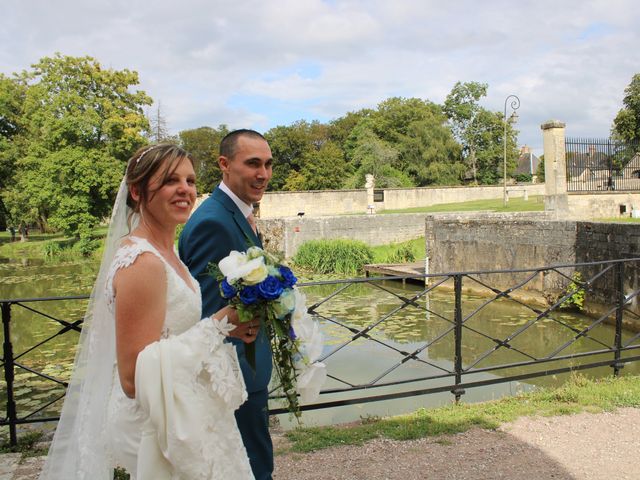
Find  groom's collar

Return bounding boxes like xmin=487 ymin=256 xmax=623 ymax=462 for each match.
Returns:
xmin=218 ymin=181 xmax=253 ymax=217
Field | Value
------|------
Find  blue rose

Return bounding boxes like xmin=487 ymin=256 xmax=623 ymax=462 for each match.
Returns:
xmin=239 ymin=284 xmax=259 ymax=305
xmin=258 ymin=275 xmax=284 ymax=300
xmin=220 ymin=278 xmax=237 ymax=299
xmin=279 ymin=266 xmax=297 ymax=288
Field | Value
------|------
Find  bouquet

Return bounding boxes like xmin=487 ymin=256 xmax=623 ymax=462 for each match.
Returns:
xmin=210 ymin=246 xmax=326 ymax=417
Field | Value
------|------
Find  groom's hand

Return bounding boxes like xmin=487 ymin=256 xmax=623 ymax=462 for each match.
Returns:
xmin=224 ymin=307 xmax=259 ymax=344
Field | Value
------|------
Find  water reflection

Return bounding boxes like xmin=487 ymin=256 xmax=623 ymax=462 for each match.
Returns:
xmin=272 ymin=280 xmax=640 ymax=428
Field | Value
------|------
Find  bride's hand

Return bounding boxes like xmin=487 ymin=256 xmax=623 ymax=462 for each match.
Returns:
xmin=214 ymin=306 xmax=259 ymax=344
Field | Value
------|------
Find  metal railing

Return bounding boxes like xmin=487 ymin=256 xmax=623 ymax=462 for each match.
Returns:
xmin=3 ymin=259 xmax=640 ymax=445
xmin=565 ymin=137 xmax=640 ymax=192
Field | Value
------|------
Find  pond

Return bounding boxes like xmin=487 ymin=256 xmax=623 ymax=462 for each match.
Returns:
xmin=1 ymin=255 xmax=639 ymax=431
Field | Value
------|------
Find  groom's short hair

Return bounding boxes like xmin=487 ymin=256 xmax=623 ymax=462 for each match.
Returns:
xmin=219 ymin=129 xmax=267 ymax=160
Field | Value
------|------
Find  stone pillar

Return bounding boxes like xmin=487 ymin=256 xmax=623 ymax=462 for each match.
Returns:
xmin=541 ymin=120 xmax=568 ymax=218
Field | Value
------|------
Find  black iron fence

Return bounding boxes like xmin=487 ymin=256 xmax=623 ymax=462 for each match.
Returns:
xmin=3 ymin=259 xmax=640 ymax=445
xmin=565 ymin=137 xmax=640 ymax=192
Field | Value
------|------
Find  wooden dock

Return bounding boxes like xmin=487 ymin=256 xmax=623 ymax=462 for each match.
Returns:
xmin=363 ymin=261 xmax=426 ymax=284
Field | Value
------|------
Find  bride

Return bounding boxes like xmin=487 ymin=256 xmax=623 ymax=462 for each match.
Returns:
xmin=39 ymin=144 xmax=256 ymax=479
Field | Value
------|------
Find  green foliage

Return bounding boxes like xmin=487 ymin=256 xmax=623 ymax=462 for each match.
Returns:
xmin=114 ymin=468 xmax=130 ymax=480
xmin=73 ymin=237 xmax=101 ymax=257
xmin=0 ymin=430 xmax=45 ymax=454
xmin=515 ymin=173 xmax=533 ymax=183
xmin=384 ymin=243 xmax=416 ymax=263
xmin=295 ymin=141 xmax=351 ymax=190
xmin=1 ymin=53 xmax=151 ymax=238
xmin=536 ymin=155 xmax=545 ymax=182
xmin=179 ymin=124 xmax=229 ymax=194
xmin=612 ymin=73 xmax=640 ymax=142
xmin=370 ymin=238 xmax=425 ymax=263
xmin=293 ymin=239 xmax=374 ymax=275
xmin=42 ymin=240 xmax=63 ymax=259
xmin=560 ymin=272 xmax=585 ymax=311
xmin=265 ymin=120 xmax=329 ymax=191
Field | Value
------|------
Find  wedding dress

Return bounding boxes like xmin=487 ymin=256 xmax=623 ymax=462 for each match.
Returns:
xmin=102 ymin=236 xmax=254 ymax=479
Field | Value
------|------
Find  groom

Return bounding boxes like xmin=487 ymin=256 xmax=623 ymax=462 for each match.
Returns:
xmin=179 ymin=129 xmax=274 ymax=479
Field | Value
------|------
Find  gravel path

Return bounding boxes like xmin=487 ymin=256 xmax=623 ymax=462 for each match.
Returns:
xmin=273 ymin=407 xmax=640 ymax=480
xmin=2 ymin=408 xmax=638 ymax=479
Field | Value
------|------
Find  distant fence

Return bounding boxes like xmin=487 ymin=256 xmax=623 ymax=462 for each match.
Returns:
xmin=565 ymin=137 xmax=640 ymax=193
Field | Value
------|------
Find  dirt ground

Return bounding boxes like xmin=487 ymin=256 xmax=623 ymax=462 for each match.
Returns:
xmin=273 ymin=407 xmax=640 ymax=480
xmin=3 ymin=408 xmax=638 ymax=479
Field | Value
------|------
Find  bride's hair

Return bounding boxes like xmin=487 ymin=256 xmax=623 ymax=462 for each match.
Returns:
xmin=125 ymin=143 xmax=195 ymax=214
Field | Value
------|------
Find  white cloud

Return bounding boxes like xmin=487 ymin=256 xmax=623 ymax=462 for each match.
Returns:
xmin=2 ymin=0 xmax=639 ymax=155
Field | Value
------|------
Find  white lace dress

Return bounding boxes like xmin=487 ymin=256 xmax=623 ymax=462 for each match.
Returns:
xmin=104 ymin=237 xmax=254 ymax=480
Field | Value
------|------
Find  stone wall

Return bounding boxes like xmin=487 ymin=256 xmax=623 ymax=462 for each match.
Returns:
xmin=567 ymin=193 xmax=640 ymax=219
xmin=425 ymin=212 xmax=574 ymax=296
xmin=425 ymin=213 xmax=640 ymax=329
xmin=575 ymin=222 xmax=640 ymax=326
xmin=257 ymin=184 xmax=545 ymax=219
xmin=381 ymin=184 xmax=545 ymax=211
xmin=259 ymin=213 xmax=428 ymax=258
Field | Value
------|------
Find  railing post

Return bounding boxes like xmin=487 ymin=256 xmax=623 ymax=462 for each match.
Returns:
xmin=613 ymin=262 xmax=625 ymax=376
xmin=1 ymin=301 xmax=18 ymax=446
xmin=451 ymin=275 xmax=465 ymax=402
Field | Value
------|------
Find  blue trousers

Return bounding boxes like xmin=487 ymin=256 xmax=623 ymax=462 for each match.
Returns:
xmin=235 ymin=389 xmax=273 ymax=480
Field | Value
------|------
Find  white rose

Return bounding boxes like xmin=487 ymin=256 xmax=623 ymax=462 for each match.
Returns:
xmin=218 ymin=251 xmax=247 ymax=279
xmin=219 ymin=251 xmax=268 ymax=284
xmin=240 ymin=257 xmax=269 ymax=285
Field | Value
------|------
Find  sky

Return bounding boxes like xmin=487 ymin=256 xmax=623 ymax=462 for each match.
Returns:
xmin=2 ymin=0 xmax=639 ymax=156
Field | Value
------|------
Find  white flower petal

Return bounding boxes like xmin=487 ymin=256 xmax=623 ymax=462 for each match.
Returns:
xmin=296 ymin=362 xmax=326 ymax=404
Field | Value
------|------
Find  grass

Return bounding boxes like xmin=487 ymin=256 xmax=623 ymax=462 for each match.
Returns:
xmin=595 ymin=217 xmax=640 ymax=223
xmin=0 ymin=431 xmax=47 ymax=456
xmin=293 ymin=239 xmax=374 ymax=275
xmin=281 ymin=374 xmax=640 ymax=453
xmin=0 ymin=227 xmax=108 ymax=261
xmin=370 ymin=237 xmax=425 ymax=263
xmin=380 ymin=195 xmax=545 ymax=214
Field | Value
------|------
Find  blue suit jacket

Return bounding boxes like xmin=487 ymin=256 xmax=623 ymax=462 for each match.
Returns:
xmin=179 ymin=187 xmax=273 ymax=393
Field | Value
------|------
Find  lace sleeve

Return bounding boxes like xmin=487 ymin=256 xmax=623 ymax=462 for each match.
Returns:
xmin=104 ymin=240 xmax=158 ymax=312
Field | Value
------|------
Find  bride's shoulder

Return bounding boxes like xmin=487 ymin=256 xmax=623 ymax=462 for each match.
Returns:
xmin=111 ymin=236 xmax=163 ymax=273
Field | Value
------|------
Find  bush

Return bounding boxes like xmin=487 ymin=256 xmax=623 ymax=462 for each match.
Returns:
xmin=293 ymin=239 xmax=374 ymax=275
xmin=385 ymin=243 xmax=416 ymax=263
xmin=515 ymin=173 xmax=533 ymax=183
xmin=42 ymin=240 xmax=63 ymax=259
xmin=560 ymin=272 xmax=585 ymax=311
xmin=72 ymin=237 xmax=101 ymax=257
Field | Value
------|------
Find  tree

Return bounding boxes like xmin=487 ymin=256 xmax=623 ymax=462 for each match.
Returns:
xmin=399 ymin=119 xmax=462 ymax=186
xmin=148 ymin=101 xmax=173 ymax=143
xmin=362 ymin=97 xmax=461 ymax=186
xmin=612 ymin=74 xmax=640 ymax=143
xmin=344 ymin=121 xmax=413 ymax=188
xmin=2 ymin=54 xmax=151 ymax=239
xmin=0 ymin=74 xmax=26 ymax=229
xmin=179 ymin=125 xmax=229 ymax=193
xmin=443 ymin=81 xmax=489 ymax=183
xmin=471 ymin=109 xmax=519 ymax=184
xmin=265 ymin=120 xmax=332 ymax=190
xmin=296 ymin=141 xmax=350 ymax=190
